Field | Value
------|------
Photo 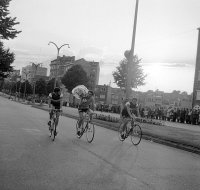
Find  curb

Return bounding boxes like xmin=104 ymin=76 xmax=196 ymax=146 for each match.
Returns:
xmin=31 ymin=105 xmax=200 ymax=155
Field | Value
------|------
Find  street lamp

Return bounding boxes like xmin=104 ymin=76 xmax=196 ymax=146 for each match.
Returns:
xmin=30 ymin=62 xmax=41 ymax=103
xmin=22 ymin=70 xmax=31 ymax=100
xmin=125 ymin=0 xmax=139 ymax=99
xmin=48 ymin=41 xmax=70 ymax=88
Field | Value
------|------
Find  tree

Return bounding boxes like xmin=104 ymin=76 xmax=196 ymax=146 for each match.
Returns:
xmin=35 ymin=78 xmax=47 ymax=97
xmin=20 ymin=81 xmax=32 ymax=95
xmin=46 ymin=78 xmax=59 ymax=94
xmin=61 ymin=65 xmax=89 ymax=92
xmin=0 ymin=0 xmax=21 ymax=80
xmin=112 ymin=55 xmax=146 ymax=89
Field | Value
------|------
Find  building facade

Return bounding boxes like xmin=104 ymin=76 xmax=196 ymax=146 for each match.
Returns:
xmin=21 ymin=64 xmax=47 ymax=83
xmin=49 ymin=55 xmax=75 ymax=80
xmin=74 ymin=58 xmax=100 ymax=90
xmin=94 ymin=84 xmax=112 ymax=105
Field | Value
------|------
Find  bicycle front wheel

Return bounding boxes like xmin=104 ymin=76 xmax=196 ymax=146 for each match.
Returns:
xmin=51 ymin=122 xmax=56 ymax=141
xmin=86 ymin=123 xmax=95 ymax=143
xmin=130 ymin=124 xmax=142 ymax=145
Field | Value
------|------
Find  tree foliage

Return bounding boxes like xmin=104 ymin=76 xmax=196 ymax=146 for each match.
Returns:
xmin=20 ymin=81 xmax=32 ymax=95
xmin=35 ymin=78 xmax=47 ymax=96
xmin=0 ymin=0 xmax=21 ymax=79
xmin=46 ymin=78 xmax=60 ymax=94
xmin=61 ymin=64 xmax=89 ymax=92
xmin=112 ymin=55 xmax=146 ymax=89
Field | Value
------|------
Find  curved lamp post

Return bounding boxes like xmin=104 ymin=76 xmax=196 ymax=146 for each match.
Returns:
xmin=30 ymin=62 xmax=41 ymax=103
xmin=48 ymin=41 xmax=70 ymax=89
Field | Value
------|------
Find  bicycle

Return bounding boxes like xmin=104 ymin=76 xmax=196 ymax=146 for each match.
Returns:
xmin=76 ymin=112 xmax=95 ymax=143
xmin=118 ymin=117 xmax=142 ymax=145
xmin=49 ymin=109 xmax=62 ymax=141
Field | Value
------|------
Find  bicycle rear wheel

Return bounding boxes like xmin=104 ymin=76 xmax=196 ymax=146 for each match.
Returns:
xmin=130 ymin=124 xmax=142 ymax=145
xmin=76 ymin=120 xmax=84 ymax=138
xmin=86 ymin=122 xmax=95 ymax=143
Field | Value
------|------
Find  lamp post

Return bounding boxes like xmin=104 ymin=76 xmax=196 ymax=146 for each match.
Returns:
xmin=22 ymin=70 xmax=31 ymax=100
xmin=48 ymin=41 xmax=70 ymax=88
xmin=125 ymin=0 xmax=139 ymax=99
xmin=30 ymin=62 xmax=41 ymax=103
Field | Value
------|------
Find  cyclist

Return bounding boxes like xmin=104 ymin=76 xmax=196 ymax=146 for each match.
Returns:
xmin=77 ymin=90 xmax=95 ymax=136
xmin=48 ymin=87 xmax=63 ymax=134
xmin=120 ymin=97 xmax=140 ymax=138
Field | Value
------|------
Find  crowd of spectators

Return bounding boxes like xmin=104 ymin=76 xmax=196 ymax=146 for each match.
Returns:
xmin=96 ymin=104 xmax=199 ymax=125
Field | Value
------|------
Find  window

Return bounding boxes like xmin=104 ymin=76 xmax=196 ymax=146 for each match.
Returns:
xmin=100 ymin=94 xmax=105 ymax=99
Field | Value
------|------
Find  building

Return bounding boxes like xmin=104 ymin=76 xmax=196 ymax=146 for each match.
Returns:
xmin=192 ymin=28 xmax=200 ymax=107
xmin=94 ymin=84 xmax=112 ymax=105
xmin=49 ymin=55 xmax=75 ymax=80
xmin=21 ymin=63 xmax=47 ymax=83
xmin=74 ymin=58 xmax=100 ymax=90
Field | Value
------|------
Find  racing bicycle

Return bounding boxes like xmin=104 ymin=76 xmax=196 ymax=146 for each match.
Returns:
xmin=49 ymin=109 xmax=62 ymax=141
xmin=118 ymin=117 xmax=142 ymax=145
xmin=76 ymin=112 xmax=95 ymax=143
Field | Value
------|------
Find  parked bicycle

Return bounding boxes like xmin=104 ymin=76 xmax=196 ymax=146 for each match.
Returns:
xmin=49 ymin=109 xmax=62 ymax=141
xmin=76 ymin=112 xmax=95 ymax=143
xmin=118 ymin=118 xmax=142 ymax=145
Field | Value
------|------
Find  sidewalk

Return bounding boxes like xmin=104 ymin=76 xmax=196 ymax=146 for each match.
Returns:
xmin=32 ymin=104 xmax=200 ymax=154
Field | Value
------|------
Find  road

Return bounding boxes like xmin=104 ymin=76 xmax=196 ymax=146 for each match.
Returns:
xmin=1 ymin=96 xmax=200 ymax=190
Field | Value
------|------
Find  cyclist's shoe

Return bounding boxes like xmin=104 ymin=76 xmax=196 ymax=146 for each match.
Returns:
xmin=77 ymin=130 xmax=81 ymax=136
xmin=48 ymin=120 xmax=51 ymax=126
xmin=121 ymin=133 xmax=125 ymax=139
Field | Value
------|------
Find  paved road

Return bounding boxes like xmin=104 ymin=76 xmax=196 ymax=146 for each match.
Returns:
xmin=1 ymin=97 xmax=200 ymax=190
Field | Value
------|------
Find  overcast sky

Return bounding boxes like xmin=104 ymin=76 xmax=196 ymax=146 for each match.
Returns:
xmin=4 ymin=0 xmax=200 ymax=93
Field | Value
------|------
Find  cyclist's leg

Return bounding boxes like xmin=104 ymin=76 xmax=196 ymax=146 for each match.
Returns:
xmin=78 ymin=110 xmax=84 ymax=127
xmin=121 ymin=117 xmax=129 ymax=132
xmin=48 ymin=106 xmax=54 ymax=126
xmin=87 ymin=108 xmax=94 ymax=122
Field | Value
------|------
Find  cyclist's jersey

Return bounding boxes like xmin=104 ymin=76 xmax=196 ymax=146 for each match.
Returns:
xmin=49 ymin=92 xmax=63 ymax=108
xmin=121 ymin=101 xmax=139 ymax=117
xmin=78 ymin=95 xmax=94 ymax=110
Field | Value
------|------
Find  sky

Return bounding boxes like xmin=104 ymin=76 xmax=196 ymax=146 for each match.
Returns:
xmin=3 ymin=0 xmax=200 ymax=94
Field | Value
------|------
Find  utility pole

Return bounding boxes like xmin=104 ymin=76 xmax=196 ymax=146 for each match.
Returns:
xmin=125 ymin=0 xmax=139 ymax=99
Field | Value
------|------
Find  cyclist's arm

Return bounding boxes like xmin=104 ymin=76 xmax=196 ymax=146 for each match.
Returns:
xmin=60 ymin=97 xmax=63 ymax=109
xmin=48 ymin=94 xmax=52 ymax=108
xmin=126 ymin=103 xmax=136 ymax=119
xmin=90 ymin=97 xmax=95 ymax=111
xmin=137 ymin=106 xmax=141 ymax=118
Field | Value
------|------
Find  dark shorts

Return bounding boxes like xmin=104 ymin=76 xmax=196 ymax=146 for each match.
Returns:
xmin=52 ymin=105 xmax=61 ymax=110
xmin=121 ymin=109 xmax=137 ymax=118
xmin=78 ymin=108 xmax=89 ymax=113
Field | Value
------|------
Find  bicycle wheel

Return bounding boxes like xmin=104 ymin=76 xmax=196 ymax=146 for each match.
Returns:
xmin=118 ymin=122 xmax=126 ymax=141
xmin=86 ymin=122 xmax=95 ymax=143
xmin=130 ymin=124 xmax=142 ymax=145
xmin=76 ymin=120 xmax=84 ymax=138
xmin=51 ymin=121 xmax=56 ymax=141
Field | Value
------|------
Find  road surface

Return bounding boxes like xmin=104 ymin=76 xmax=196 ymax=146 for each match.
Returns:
xmin=1 ymin=96 xmax=200 ymax=190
